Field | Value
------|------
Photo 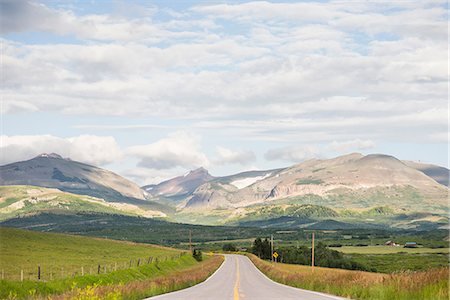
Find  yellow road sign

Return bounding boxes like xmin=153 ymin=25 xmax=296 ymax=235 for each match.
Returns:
xmin=272 ymin=252 xmax=279 ymax=258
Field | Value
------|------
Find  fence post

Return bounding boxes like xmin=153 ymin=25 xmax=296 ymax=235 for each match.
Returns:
xmin=21 ymin=269 xmax=23 ymax=282
xmin=137 ymin=258 xmax=140 ymax=267
xmin=38 ymin=265 xmax=41 ymax=281
xmin=97 ymin=264 xmax=100 ymax=274
xmin=81 ymin=266 xmax=84 ymax=276
xmin=114 ymin=262 xmax=117 ymax=271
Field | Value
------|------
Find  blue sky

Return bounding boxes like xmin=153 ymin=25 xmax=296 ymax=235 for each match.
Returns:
xmin=1 ymin=0 xmax=448 ymax=184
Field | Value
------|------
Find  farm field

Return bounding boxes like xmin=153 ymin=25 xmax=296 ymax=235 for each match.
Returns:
xmin=346 ymin=252 xmax=449 ymax=273
xmin=330 ymin=245 xmax=449 ymax=254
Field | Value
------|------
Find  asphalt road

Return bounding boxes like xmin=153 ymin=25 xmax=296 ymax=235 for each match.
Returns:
xmin=147 ymin=254 xmax=346 ymax=300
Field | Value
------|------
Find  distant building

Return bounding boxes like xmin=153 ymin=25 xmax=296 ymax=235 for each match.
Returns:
xmin=404 ymin=242 xmax=418 ymax=248
xmin=385 ymin=240 xmax=399 ymax=246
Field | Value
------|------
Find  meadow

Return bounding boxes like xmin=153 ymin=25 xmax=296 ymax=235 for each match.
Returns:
xmin=330 ymin=245 xmax=449 ymax=254
xmin=248 ymin=253 xmax=449 ymax=300
xmin=0 ymin=228 xmax=223 ymax=299
xmin=0 ymin=227 xmax=180 ymax=281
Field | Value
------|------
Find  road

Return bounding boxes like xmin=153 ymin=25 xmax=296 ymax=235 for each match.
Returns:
xmin=147 ymin=254 xmax=346 ymax=300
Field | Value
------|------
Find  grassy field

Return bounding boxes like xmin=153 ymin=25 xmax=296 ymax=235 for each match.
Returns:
xmin=347 ymin=253 xmax=449 ymax=273
xmin=248 ymin=253 xmax=449 ymax=300
xmin=0 ymin=227 xmax=180 ymax=281
xmin=330 ymin=245 xmax=449 ymax=254
xmin=0 ymin=227 xmax=224 ymax=299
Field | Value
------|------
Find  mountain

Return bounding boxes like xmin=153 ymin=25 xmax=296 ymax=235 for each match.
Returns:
xmin=0 ymin=153 xmax=145 ymax=202
xmin=179 ymin=153 xmax=447 ymax=212
xmin=148 ymin=153 xmax=449 ymax=229
xmin=143 ymin=167 xmax=214 ymax=201
xmin=403 ymin=161 xmax=449 ymax=187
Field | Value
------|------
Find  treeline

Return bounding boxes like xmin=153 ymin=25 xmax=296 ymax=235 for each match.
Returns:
xmin=251 ymin=238 xmax=375 ymax=272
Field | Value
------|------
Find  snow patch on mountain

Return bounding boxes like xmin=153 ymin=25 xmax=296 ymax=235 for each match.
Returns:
xmin=231 ymin=173 xmax=272 ymax=189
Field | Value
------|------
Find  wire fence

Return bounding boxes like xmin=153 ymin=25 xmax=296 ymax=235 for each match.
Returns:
xmin=1 ymin=253 xmax=188 ymax=282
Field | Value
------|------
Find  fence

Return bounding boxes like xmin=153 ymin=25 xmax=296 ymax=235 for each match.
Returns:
xmin=1 ymin=252 xmax=188 ymax=282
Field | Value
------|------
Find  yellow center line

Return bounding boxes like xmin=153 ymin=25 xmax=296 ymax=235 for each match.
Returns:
xmin=234 ymin=257 xmax=240 ymax=300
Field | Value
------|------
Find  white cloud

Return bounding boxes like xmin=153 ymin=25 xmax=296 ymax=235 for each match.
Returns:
xmin=1 ymin=0 xmax=447 ymax=169
xmin=327 ymin=139 xmax=376 ymax=153
xmin=121 ymin=167 xmax=181 ymax=186
xmin=264 ymin=146 xmax=319 ymax=163
xmin=0 ymin=135 xmax=122 ymax=166
xmin=214 ymin=146 xmax=256 ymax=165
xmin=127 ymin=132 xmax=209 ymax=170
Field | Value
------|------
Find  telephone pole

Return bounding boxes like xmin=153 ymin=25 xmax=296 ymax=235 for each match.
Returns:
xmin=189 ymin=230 xmax=192 ymax=252
xmin=311 ymin=232 xmax=315 ymax=272
xmin=271 ymin=234 xmax=274 ymax=262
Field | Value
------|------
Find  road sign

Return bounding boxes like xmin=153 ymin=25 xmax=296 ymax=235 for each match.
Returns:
xmin=272 ymin=252 xmax=279 ymax=258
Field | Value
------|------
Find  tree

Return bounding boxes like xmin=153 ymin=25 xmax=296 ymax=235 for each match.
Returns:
xmin=252 ymin=238 xmax=272 ymax=259
xmin=262 ymin=238 xmax=271 ymax=259
xmin=223 ymin=243 xmax=237 ymax=252
xmin=252 ymin=238 xmax=263 ymax=258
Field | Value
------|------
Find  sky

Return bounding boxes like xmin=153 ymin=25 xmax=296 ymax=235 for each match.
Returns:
xmin=0 ymin=0 xmax=448 ymax=185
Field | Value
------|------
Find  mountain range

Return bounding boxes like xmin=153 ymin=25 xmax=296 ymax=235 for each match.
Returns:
xmin=0 ymin=152 xmax=448 ymax=230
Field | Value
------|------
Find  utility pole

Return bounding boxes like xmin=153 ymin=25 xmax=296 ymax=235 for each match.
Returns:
xmin=271 ymin=234 xmax=274 ymax=263
xmin=311 ymin=232 xmax=315 ymax=272
xmin=189 ymin=230 xmax=192 ymax=252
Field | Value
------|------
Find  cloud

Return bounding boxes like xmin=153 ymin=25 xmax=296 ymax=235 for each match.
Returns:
xmin=1 ymin=0 xmax=447 ymax=169
xmin=214 ymin=146 xmax=256 ymax=165
xmin=121 ymin=167 xmax=181 ymax=186
xmin=127 ymin=132 xmax=209 ymax=170
xmin=327 ymin=139 xmax=376 ymax=153
xmin=264 ymin=146 xmax=319 ymax=163
xmin=0 ymin=134 xmax=122 ymax=166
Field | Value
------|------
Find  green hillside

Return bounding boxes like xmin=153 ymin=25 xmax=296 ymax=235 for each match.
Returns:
xmin=0 ymin=227 xmax=180 ymax=281
xmin=0 ymin=185 xmax=168 ymax=221
xmin=0 ymin=227 xmax=225 ymax=299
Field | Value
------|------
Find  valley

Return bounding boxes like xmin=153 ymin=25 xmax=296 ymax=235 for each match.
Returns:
xmin=0 ymin=152 xmax=448 ymax=299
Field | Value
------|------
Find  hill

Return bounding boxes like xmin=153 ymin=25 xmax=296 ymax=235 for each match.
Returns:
xmin=0 ymin=153 xmax=145 ymax=202
xmin=0 ymin=227 xmax=223 ymax=300
xmin=0 ymin=185 xmax=167 ymax=221
xmin=0 ymin=227 xmax=180 ymax=281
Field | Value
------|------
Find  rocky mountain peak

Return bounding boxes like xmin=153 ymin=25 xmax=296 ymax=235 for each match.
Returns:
xmin=36 ymin=153 xmax=64 ymax=159
xmin=188 ymin=167 xmax=210 ymax=176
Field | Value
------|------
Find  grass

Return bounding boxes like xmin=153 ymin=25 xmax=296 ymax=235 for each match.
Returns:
xmin=0 ymin=227 xmax=180 ymax=281
xmin=247 ymin=253 xmax=449 ymax=300
xmin=296 ymin=179 xmax=324 ymax=185
xmin=0 ymin=186 xmax=133 ymax=221
xmin=0 ymin=227 xmax=224 ymax=299
xmin=330 ymin=246 xmax=450 ymax=254
xmin=1 ymin=254 xmax=223 ymax=299
xmin=347 ymin=253 xmax=450 ymax=273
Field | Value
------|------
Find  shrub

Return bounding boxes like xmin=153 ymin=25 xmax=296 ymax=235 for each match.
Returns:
xmin=192 ymin=249 xmax=202 ymax=262
xmin=222 ymin=243 xmax=237 ymax=252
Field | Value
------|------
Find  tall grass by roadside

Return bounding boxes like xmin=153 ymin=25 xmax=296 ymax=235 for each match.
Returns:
xmin=1 ymin=254 xmax=224 ymax=299
xmin=247 ymin=253 xmax=448 ymax=300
